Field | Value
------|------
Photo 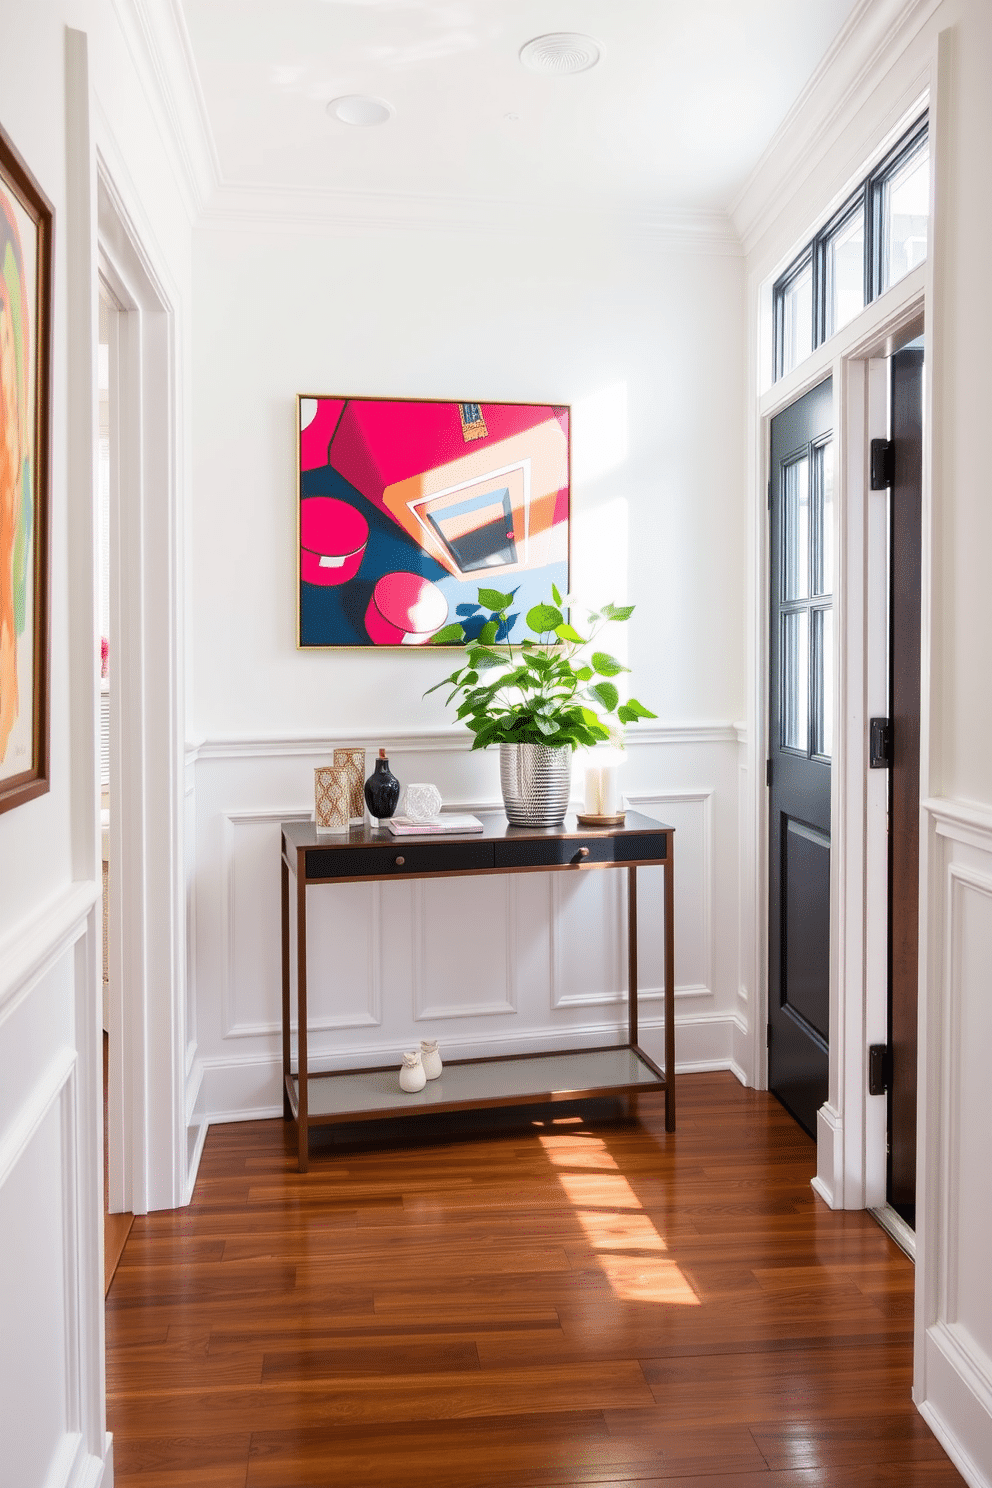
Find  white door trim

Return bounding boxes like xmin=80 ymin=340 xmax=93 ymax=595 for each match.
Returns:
xmin=96 ymin=161 xmax=187 ymax=1215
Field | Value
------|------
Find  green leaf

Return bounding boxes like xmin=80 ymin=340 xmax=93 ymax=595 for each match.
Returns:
xmin=477 ymin=620 xmax=499 ymax=646
xmin=589 ymin=680 xmax=620 ymax=713
xmin=555 ymin=623 xmax=585 ymax=643
xmin=618 ymin=696 xmax=657 ymax=720
xmin=602 ymin=603 xmax=635 ymax=623
xmin=591 ymin=650 xmax=628 ymax=677
xmin=467 ymin=645 xmax=507 ymax=669
xmin=534 ymin=713 xmax=560 ymax=735
xmin=526 ymin=603 xmax=563 ymax=634
xmin=574 ymin=665 xmax=593 ymax=681
xmin=477 ymin=587 xmax=514 ymax=612
xmin=551 ymin=582 xmax=562 ymax=606
xmin=429 ymin=623 xmax=467 ymax=645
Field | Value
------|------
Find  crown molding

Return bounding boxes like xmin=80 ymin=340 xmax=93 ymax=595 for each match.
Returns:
xmin=730 ymin=0 xmax=942 ymax=258
xmin=194 ymin=179 xmax=741 ymax=249
xmin=110 ymin=0 xmax=222 ymax=218
xmin=108 ymin=2 xmax=739 ymax=247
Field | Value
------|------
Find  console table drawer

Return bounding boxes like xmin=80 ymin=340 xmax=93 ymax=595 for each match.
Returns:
xmin=304 ymin=840 xmax=495 ymax=880
xmin=494 ymin=831 xmax=667 ymax=870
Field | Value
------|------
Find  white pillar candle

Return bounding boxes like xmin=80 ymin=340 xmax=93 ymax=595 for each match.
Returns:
xmin=599 ymin=765 xmax=619 ymax=817
xmin=584 ymin=766 xmax=602 ymax=815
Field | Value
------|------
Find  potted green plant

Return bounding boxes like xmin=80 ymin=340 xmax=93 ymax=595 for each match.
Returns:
xmin=426 ymin=584 xmax=655 ymax=826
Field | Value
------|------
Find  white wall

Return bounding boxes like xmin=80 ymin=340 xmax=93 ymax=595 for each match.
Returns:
xmin=736 ymin=2 xmax=992 ymax=1483
xmin=188 ymin=217 xmax=748 ymax=1124
xmin=0 ymin=2 xmax=192 ymax=1483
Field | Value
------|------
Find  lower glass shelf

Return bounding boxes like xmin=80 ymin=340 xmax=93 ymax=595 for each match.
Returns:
xmin=289 ymin=1045 xmax=665 ymax=1124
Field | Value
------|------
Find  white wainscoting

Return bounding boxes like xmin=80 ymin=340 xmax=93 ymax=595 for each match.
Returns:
xmin=189 ymin=728 xmax=745 ymax=1126
xmin=917 ymin=799 xmax=992 ymax=1488
xmin=0 ymin=883 xmax=110 ymax=1488
xmin=185 ymin=762 xmax=207 ymax=1198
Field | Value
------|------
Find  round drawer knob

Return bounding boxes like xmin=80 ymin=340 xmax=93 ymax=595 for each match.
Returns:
xmin=395 ymin=855 xmax=405 ymax=866
xmin=577 ymin=846 xmax=590 ymax=859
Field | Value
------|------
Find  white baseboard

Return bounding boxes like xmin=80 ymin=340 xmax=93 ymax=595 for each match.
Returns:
xmin=920 ymin=1323 xmax=992 ymax=1488
xmin=814 ymin=1100 xmax=844 ymax=1208
xmin=192 ymin=1012 xmax=744 ymax=1126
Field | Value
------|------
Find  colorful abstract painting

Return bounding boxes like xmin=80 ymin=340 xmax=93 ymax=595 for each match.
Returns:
xmin=0 ymin=124 xmax=51 ymax=815
xmin=298 ymin=397 xmax=570 ymax=647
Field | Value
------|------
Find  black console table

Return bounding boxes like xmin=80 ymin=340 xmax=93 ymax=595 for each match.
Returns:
xmin=281 ymin=810 xmax=675 ymax=1170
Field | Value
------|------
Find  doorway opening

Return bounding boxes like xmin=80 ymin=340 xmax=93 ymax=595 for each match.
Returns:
xmin=96 ymin=162 xmax=188 ymax=1219
xmin=98 ymin=284 xmax=133 ymax=1289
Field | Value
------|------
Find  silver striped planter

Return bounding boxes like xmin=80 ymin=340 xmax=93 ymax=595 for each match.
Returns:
xmin=499 ymin=742 xmax=572 ymax=827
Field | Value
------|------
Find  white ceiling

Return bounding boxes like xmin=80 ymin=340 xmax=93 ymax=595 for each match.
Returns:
xmin=178 ymin=0 xmax=863 ymax=214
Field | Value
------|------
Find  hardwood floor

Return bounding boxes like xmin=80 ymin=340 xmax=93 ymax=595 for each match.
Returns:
xmin=105 ymin=1072 xmax=964 ymax=1488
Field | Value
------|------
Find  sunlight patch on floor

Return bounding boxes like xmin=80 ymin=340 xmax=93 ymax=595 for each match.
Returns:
xmin=538 ymin=1130 xmax=700 ymax=1306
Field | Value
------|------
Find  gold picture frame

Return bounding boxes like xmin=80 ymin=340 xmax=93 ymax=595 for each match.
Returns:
xmin=0 ymin=120 xmax=53 ymax=814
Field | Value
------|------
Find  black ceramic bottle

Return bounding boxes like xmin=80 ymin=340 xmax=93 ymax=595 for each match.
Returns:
xmin=364 ymin=748 xmax=400 ymax=820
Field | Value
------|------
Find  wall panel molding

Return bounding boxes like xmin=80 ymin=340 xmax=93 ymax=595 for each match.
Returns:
xmin=0 ymin=916 xmax=110 ymax=1488
xmin=413 ymin=876 xmax=516 ymax=1021
xmin=0 ymin=882 xmax=98 ymax=1018
xmin=916 ymin=799 xmax=992 ymax=1487
xmin=0 ymin=1048 xmax=76 ymax=1190
xmin=926 ymin=796 xmax=992 ymax=852
xmin=221 ymin=808 xmax=385 ymax=1038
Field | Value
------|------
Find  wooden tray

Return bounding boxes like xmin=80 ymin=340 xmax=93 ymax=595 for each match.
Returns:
xmin=576 ymin=811 xmax=626 ymax=827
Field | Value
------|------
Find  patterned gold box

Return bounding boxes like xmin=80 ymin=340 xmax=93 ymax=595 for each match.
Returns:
xmin=314 ymin=765 xmax=350 ymax=834
xmin=333 ymin=746 xmax=366 ymax=823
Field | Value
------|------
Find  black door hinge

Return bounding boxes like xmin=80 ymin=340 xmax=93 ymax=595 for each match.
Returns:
xmin=869 ymin=717 xmax=892 ymax=769
xmin=868 ymin=1043 xmax=891 ymax=1096
xmin=870 ymin=438 xmax=895 ymax=490
xmin=766 ymin=758 xmax=772 ymax=788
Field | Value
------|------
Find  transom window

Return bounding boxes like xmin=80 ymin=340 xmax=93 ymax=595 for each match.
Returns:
xmin=773 ymin=115 xmax=928 ymax=381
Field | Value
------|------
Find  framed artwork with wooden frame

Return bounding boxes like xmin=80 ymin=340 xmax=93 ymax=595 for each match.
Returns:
xmin=0 ymin=121 xmax=52 ymax=814
xmin=298 ymin=396 xmax=570 ymax=647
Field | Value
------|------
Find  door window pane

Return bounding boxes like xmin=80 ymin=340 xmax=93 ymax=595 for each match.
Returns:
xmin=814 ymin=440 xmax=834 ymax=596
xmin=780 ymin=261 xmax=813 ymax=377
xmin=782 ymin=610 xmax=809 ymax=752
xmin=825 ymin=206 xmax=864 ymax=335
xmin=813 ymin=607 xmax=833 ymax=758
xmin=783 ymin=456 xmax=810 ymax=600
xmin=884 ymin=144 xmax=929 ymax=290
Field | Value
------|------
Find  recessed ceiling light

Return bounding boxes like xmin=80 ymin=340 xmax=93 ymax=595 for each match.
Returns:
xmin=327 ymin=95 xmax=394 ymax=127
xmin=519 ymin=33 xmax=601 ymax=76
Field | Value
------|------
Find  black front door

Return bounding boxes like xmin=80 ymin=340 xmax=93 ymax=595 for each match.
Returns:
xmin=768 ymin=378 xmax=834 ymax=1137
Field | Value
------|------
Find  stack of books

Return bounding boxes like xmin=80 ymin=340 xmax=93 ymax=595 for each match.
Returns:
xmin=385 ymin=814 xmax=484 ymax=836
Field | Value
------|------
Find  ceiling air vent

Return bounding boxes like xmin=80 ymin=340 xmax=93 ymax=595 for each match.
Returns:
xmin=519 ymin=33 xmax=601 ymax=75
